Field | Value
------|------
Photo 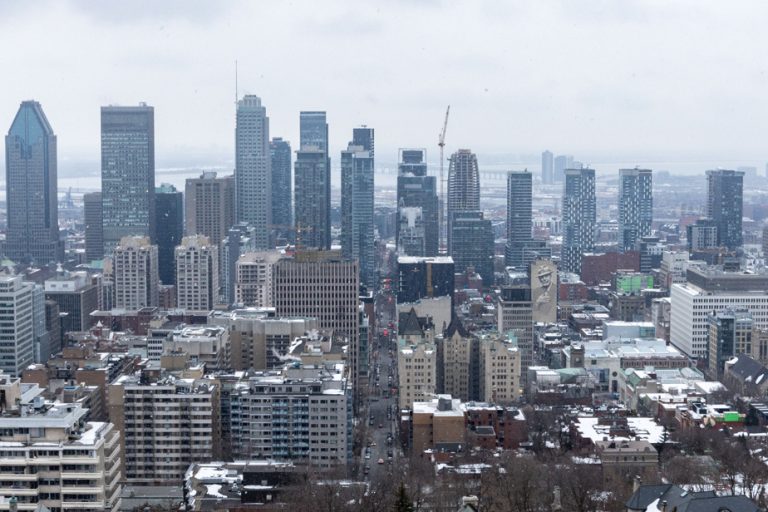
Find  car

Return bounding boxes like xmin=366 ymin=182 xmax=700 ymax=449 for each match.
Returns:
xmin=377 ymin=458 xmax=385 ymax=464
xmin=378 ymin=423 xmax=383 ymax=429
xmin=387 ymin=450 xmax=393 ymax=458
xmin=364 ymin=465 xmax=370 ymax=474
xmin=365 ymin=452 xmax=371 ymax=459
xmin=368 ymin=419 xmax=373 ymax=426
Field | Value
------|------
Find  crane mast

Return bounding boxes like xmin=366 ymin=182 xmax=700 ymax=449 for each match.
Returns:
xmin=438 ymin=105 xmax=450 ymax=253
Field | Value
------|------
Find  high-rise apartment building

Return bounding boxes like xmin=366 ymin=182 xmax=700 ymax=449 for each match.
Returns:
xmin=84 ymin=191 xmax=104 ymax=261
xmin=706 ymin=169 xmax=744 ymax=250
xmin=448 ymin=211 xmax=494 ymax=285
xmin=220 ymin=223 xmax=258 ymax=306
xmin=185 ymin=172 xmax=235 ymax=245
xmin=234 ymin=251 xmax=282 ymax=308
xmin=273 ymin=251 xmax=359 ymax=398
xmin=109 ymin=371 xmax=220 ymax=485
xmin=112 ymin=236 xmax=159 ymax=309
xmin=229 ymin=364 xmax=350 ymax=467
xmin=398 ymin=309 xmax=437 ymax=410
xmin=618 ymin=168 xmax=653 ymax=252
xmin=396 ymin=149 xmax=439 ymax=256
xmin=478 ymin=332 xmax=521 ymax=403
xmin=505 ymin=171 xmax=534 ymax=268
xmin=341 ymin=128 xmax=375 ymax=290
xmin=294 ymin=148 xmax=331 ymax=249
xmin=155 ymin=183 xmax=184 ymax=285
xmin=447 ymin=149 xmax=480 ymax=217
xmin=541 ymin=150 xmax=554 ymax=185
xmin=5 ymin=101 xmax=61 ymax=263
xmin=175 ymin=235 xmax=219 ymax=311
xmin=299 ymin=111 xmax=329 ymax=152
xmin=270 ymin=137 xmax=292 ymax=242
xmin=687 ymin=218 xmax=719 ymax=252
xmin=0 ymin=274 xmax=34 ymax=375
xmin=0 ymin=377 xmax=122 ymax=510
xmin=496 ymin=285 xmax=533 ymax=388
xmin=235 ymin=95 xmax=271 ymax=248
xmin=101 ymin=104 xmax=155 ymax=254
xmin=562 ymin=168 xmax=596 ymax=275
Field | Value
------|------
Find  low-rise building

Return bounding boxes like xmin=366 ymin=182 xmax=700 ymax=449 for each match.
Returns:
xmin=411 ymin=395 xmax=466 ymax=454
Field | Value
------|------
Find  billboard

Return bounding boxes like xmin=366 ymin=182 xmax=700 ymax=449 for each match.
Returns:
xmin=530 ymin=259 xmax=557 ymax=324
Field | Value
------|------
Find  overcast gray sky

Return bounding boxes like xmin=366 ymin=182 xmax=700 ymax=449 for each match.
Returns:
xmin=2 ymin=0 xmax=768 ymax=173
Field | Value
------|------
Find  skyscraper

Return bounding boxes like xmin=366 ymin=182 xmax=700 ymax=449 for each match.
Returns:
xmin=175 ymin=235 xmax=219 ymax=311
xmin=299 ymin=111 xmax=329 ymax=152
xmin=101 ymin=104 xmax=155 ymax=255
xmin=618 ymin=168 xmax=653 ymax=252
xmin=155 ymin=184 xmax=184 ymax=286
xmin=448 ymin=211 xmax=494 ymax=285
xmin=5 ymin=101 xmax=61 ymax=263
xmin=706 ymin=169 xmax=744 ymax=250
xmin=562 ymin=168 xmax=596 ymax=275
xmin=447 ymin=149 xmax=480 ymax=215
xmin=294 ymin=148 xmax=330 ymax=250
xmin=185 ymin=172 xmax=235 ymax=245
xmin=112 ymin=236 xmax=159 ymax=309
xmin=505 ymin=171 xmax=533 ymax=268
xmin=541 ymin=150 xmax=554 ymax=185
xmin=553 ymin=154 xmax=573 ymax=183
xmin=83 ymin=191 xmax=104 ymax=262
xmin=270 ymin=137 xmax=292 ymax=242
xmin=235 ymin=95 xmax=271 ymax=249
xmin=396 ymin=149 xmax=439 ymax=257
xmin=0 ymin=274 xmax=34 ymax=375
xmin=341 ymin=127 xmax=375 ymax=290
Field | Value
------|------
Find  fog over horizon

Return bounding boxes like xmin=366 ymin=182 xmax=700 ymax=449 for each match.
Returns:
xmin=4 ymin=1 xmax=768 ymax=181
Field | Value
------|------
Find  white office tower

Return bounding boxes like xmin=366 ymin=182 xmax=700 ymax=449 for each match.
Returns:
xmin=112 ymin=236 xmax=159 ymax=309
xmin=0 ymin=374 xmax=122 ymax=510
xmin=234 ymin=251 xmax=282 ymax=307
xmin=0 ymin=273 xmax=34 ymax=375
xmin=175 ymin=235 xmax=219 ymax=311
xmin=671 ymin=266 xmax=768 ymax=359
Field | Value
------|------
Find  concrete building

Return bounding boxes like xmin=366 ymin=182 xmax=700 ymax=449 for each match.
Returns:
xmin=270 ymin=137 xmax=292 ymax=242
xmin=273 ymin=251 xmax=359 ymax=399
xmin=184 ymin=171 xmax=235 ymax=245
xmin=411 ymin=395 xmax=466 ymax=454
xmin=228 ymin=362 xmax=350 ymax=467
xmin=398 ymin=309 xmax=437 ymax=410
xmin=618 ymin=168 xmax=653 ymax=252
xmin=208 ymin=308 xmax=318 ymax=370
xmin=341 ymin=130 xmax=375 ymax=290
xmin=687 ymin=218 xmax=719 ymax=252
xmin=505 ymin=170 xmax=533 ymax=268
xmin=155 ymin=183 xmax=184 ymax=286
xmin=112 ymin=236 xmax=159 ymax=309
xmin=671 ymin=266 xmax=768 ymax=358
xmin=101 ymin=104 xmax=155 ymax=255
xmin=440 ymin=318 xmax=472 ymax=402
xmin=541 ymin=150 xmax=554 ymax=184
xmin=0 ymin=375 xmax=121 ymax=511
xmin=44 ymin=270 xmax=98 ymax=338
xmin=658 ymin=251 xmax=691 ymax=289
xmin=175 ymin=235 xmax=219 ymax=311
xmin=478 ymin=333 xmax=521 ymax=403
xmin=553 ymin=154 xmax=573 ymax=183
xmin=109 ymin=369 xmax=220 ymax=485
xmin=164 ymin=325 xmax=230 ymax=371
xmin=561 ymin=168 xmax=596 ymax=275
xmin=0 ymin=274 xmax=34 ymax=375
xmin=396 ymin=149 xmax=439 ymax=257
xmin=84 ymin=191 xmax=104 ymax=262
xmin=235 ymin=95 xmax=271 ymax=248
xmin=5 ymin=100 xmax=61 ymax=263
xmin=234 ymin=251 xmax=281 ymax=308
xmin=706 ymin=169 xmax=744 ymax=250
xmin=397 ymin=256 xmax=455 ymax=304
xmin=496 ymin=285 xmax=533 ymax=388
xmin=220 ymin=223 xmax=258 ymax=306
xmin=447 ymin=149 xmax=480 ymax=216
xmin=294 ymin=148 xmax=331 ymax=250
xmin=708 ymin=307 xmax=753 ymax=379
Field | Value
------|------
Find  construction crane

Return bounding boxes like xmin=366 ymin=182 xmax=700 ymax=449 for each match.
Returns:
xmin=438 ymin=105 xmax=450 ymax=253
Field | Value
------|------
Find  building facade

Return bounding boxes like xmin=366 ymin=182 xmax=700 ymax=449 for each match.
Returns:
xmin=5 ymin=100 xmax=61 ymax=263
xmin=101 ymin=104 xmax=155 ymax=255
xmin=618 ymin=168 xmax=653 ymax=252
xmin=396 ymin=148 xmax=439 ymax=256
xmin=270 ymin=137 xmax=292 ymax=242
xmin=175 ymin=235 xmax=219 ymax=311
xmin=448 ymin=211 xmax=494 ymax=285
xmin=562 ymin=168 xmax=596 ymax=275
xmin=294 ymin=148 xmax=331 ymax=250
xmin=706 ymin=169 xmax=744 ymax=250
xmin=0 ymin=274 xmax=34 ymax=375
xmin=112 ymin=236 xmax=159 ymax=309
xmin=185 ymin=171 xmax=235 ymax=245
xmin=235 ymin=95 xmax=271 ymax=248
xmin=84 ymin=191 xmax=104 ymax=261
xmin=505 ymin=170 xmax=533 ymax=268
xmin=234 ymin=251 xmax=282 ymax=308
xmin=155 ymin=183 xmax=184 ymax=285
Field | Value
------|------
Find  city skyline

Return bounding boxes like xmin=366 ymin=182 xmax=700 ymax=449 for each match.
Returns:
xmin=3 ymin=2 xmax=768 ymax=178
